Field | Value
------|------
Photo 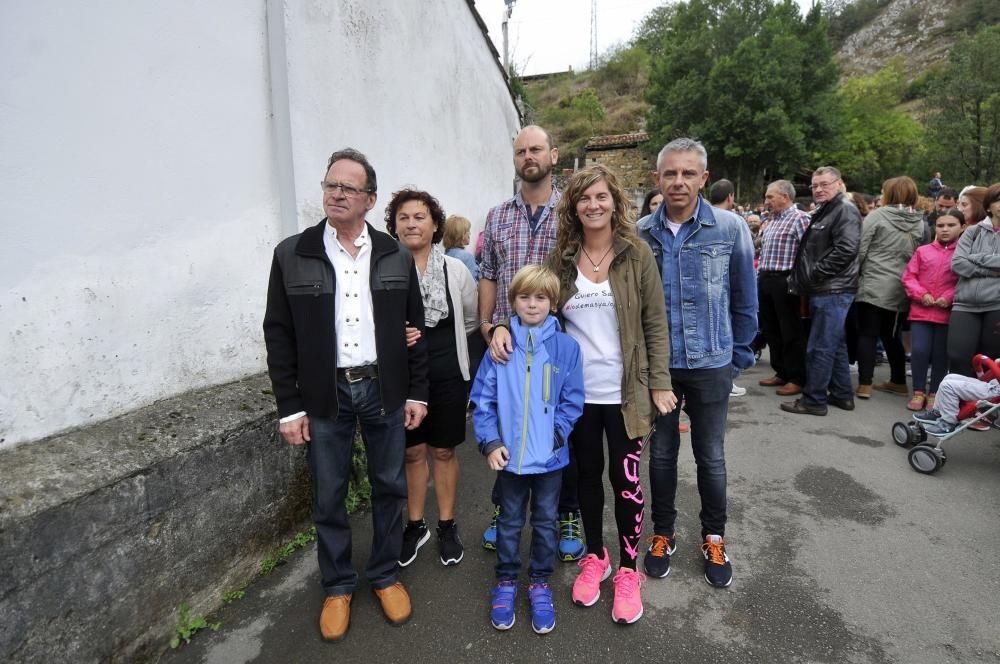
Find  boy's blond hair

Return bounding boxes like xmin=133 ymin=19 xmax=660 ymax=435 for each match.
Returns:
xmin=507 ymin=264 xmax=560 ymax=309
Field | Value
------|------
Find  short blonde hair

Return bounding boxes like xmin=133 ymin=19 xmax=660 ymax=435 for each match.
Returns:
xmin=442 ymin=215 xmax=471 ymax=250
xmin=508 ymin=265 xmax=560 ymax=309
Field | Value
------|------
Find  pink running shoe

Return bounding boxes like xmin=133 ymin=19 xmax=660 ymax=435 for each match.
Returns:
xmin=611 ymin=567 xmax=645 ymax=624
xmin=572 ymin=547 xmax=611 ymax=606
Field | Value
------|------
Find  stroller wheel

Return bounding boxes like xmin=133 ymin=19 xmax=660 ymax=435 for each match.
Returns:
xmin=908 ymin=445 xmax=942 ymax=475
xmin=892 ymin=422 xmax=912 ymax=447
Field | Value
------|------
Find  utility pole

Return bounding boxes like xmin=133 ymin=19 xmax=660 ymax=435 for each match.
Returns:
xmin=502 ymin=0 xmax=516 ymax=73
xmin=589 ymin=0 xmax=598 ymax=69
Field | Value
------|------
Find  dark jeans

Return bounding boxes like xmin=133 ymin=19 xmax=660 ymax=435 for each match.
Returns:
xmin=648 ymin=365 xmax=730 ymax=539
xmin=803 ymin=293 xmax=855 ymax=407
xmin=495 ymin=468 xmax=562 ymax=582
xmin=910 ymin=320 xmax=949 ymax=393
xmin=571 ymin=403 xmax=644 ymax=569
xmin=308 ymin=376 xmax=406 ymax=596
xmin=948 ymin=310 xmax=1000 ymax=376
xmin=758 ymin=271 xmax=807 ymax=384
xmin=856 ymin=302 xmax=906 ymax=385
xmin=490 ymin=444 xmax=578 ymax=512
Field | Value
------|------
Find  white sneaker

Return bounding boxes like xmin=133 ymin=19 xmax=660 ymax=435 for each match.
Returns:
xmin=730 ymin=383 xmax=747 ymax=397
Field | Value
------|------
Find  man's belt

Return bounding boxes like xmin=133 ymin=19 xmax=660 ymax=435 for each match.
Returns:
xmin=338 ymin=364 xmax=378 ymax=383
xmin=759 ymin=269 xmax=792 ymax=276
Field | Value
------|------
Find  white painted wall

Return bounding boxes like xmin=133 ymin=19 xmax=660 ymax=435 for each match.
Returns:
xmin=0 ymin=0 xmax=520 ymax=448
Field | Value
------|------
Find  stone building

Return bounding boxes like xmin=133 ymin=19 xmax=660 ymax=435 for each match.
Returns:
xmin=584 ymin=132 xmax=656 ymax=206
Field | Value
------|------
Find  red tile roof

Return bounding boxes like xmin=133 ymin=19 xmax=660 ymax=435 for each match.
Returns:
xmin=585 ymin=132 xmax=649 ymax=150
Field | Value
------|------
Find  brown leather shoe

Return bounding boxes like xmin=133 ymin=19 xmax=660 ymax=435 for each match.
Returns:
xmin=775 ymin=382 xmax=802 ymax=396
xmin=320 ymin=594 xmax=352 ymax=641
xmin=759 ymin=375 xmax=788 ymax=387
xmin=373 ymin=582 xmax=412 ymax=625
xmin=873 ymin=381 xmax=908 ymax=396
xmin=856 ymin=384 xmax=873 ymax=399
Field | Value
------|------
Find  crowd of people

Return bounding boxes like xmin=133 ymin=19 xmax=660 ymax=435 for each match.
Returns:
xmin=261 ymin=127 xmax=1000 ymax=642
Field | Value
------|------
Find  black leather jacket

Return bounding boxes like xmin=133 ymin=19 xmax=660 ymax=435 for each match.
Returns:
xmin=790 ymin=194 xmax=862 ymax=295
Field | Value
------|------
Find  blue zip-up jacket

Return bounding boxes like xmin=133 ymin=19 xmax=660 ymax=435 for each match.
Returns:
xmin=470 ymin=315 xmax=584 ymax=475
xmin=638 ymin=197 xmax=758 ymax=372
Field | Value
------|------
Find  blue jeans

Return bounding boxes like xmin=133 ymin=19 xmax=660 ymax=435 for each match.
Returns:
xmin=803 ymin=293 xmax=855 ymax=406
xmin=648 ymin=365 xmax=730 ymax=538
xmin=495 ymin=469 xmax=562 ymax=582
xmin=308 ymin=376 xmax=406 ymax=596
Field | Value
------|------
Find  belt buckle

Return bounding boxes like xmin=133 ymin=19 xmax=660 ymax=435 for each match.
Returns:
xmin=344 ymin=367 xmax=364 ymax=384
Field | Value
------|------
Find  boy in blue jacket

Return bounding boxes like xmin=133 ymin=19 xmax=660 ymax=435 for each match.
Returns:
xmin=470 ymin=264 xmax=585 ymax=634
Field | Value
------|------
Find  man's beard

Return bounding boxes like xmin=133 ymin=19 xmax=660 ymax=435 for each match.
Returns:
xmin=518 ymin=161 xmax=552 ymax=183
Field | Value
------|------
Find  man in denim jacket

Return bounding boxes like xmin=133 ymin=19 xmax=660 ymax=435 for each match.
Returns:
xmin=637 ymin=138 xmax=757 ymax=589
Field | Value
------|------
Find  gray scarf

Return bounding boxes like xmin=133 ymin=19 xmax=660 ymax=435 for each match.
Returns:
xmin=418 ymin=244 xmax=448 ymax=328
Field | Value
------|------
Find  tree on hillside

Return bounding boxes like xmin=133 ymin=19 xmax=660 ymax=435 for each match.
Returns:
xmin=644 ymin=0 xmax=839 ymax=197
xmin=818 ymin=58 xmax=924 ymax=192
xmin=922 ymin=25 xmax=1000 ymax=184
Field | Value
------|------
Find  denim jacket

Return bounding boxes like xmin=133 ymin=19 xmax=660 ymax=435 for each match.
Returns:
xmin=638 ymin=198 xmax=758 ymax=371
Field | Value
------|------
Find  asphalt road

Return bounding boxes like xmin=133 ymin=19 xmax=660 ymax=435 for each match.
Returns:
xmin=162 ymin=359 xmax=1000 ymax=664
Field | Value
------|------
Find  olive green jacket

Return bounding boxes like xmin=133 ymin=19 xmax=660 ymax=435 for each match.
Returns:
xmin=856 ymin=205 xmax=924 ymax=312
xmin=547 ymin=237 xmax=671 ymax=439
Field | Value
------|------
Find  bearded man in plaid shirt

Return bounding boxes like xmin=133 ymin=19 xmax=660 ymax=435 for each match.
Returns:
xmin=757 ymin=180 xmax=811 ymax=396
xmin=475 ymin=125 xmax=585 ymax=562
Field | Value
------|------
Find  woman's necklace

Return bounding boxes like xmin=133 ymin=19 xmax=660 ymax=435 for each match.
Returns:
xmin=581 ymin=244 xmax=613 ymax=272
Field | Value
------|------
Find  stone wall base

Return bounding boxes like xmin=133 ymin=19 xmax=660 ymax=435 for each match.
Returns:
xmin=0 ymin=374 xmax=311 ymax=663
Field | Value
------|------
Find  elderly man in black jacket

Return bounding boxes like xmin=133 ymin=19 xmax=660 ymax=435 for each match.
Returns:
xmin=781 ymin=166 xmax=861 ymax=416
xmin=263 ymin=148 xmax=429 ymax=641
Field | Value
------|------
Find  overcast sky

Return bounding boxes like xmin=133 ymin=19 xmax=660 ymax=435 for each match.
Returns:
xmin=476 ymin=0 xmax=815 ymax=76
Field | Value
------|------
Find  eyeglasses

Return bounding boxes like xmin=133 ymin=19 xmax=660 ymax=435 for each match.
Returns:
xmin=810 ymin=179 xmax=840 ymax=191
xmin=321 ymin=180 xmax=373 ymax=197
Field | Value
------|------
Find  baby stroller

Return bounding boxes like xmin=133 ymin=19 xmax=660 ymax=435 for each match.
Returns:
xmin=891 ymin=355 xmax=1000 ymax=475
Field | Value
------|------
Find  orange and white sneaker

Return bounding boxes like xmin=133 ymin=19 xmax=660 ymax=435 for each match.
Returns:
xmin=572 ymin=547 xmax=611 ymax=606
xmin=611 ymin=567 xmax=645 ymax=624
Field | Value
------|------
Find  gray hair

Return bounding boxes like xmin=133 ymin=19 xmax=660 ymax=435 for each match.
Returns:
xmin=768 ymin=179 xmax=797 ymax=200
xmin=327 ymin=148 xmax=377 ymax=192
xmin=812 ymin=166 xmax=841 ymax=181
xmin=656 ymin=137 xmax=708 ymax=172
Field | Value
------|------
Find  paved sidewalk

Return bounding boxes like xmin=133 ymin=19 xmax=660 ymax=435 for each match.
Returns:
xmin=163 ymin=362 xmax=1000 ymax=664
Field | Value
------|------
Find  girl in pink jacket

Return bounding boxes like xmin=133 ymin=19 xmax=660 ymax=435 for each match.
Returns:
xmin=901 ymin=210 xmax=964 ymax=411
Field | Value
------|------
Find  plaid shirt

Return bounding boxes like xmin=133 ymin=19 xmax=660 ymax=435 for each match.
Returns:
xmin=758 ymin=205 xmax=810 ymax=272
xmin=479 ymin=186 xmax=561 ymax=322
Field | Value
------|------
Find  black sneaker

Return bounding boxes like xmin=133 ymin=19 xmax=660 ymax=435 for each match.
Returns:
xmin=399 ymin=520 xmax=430 ymax=567
xmin=642 ymin=534 xmax=676 ymax=578
xmin=437 ymin=522 xmax=464 ymax=566
xmin=913 ymin=409 xmax=942 ymax=424
xmin=702 ymin=534 xmax=733 ymax=588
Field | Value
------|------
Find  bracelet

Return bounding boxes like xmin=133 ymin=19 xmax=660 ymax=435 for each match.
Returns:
xmin=479 ymin=320 xmax=492 ymax=328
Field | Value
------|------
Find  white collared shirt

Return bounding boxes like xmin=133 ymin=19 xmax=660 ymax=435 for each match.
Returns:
xmin=325 ymin=223 xmax=377 ymax=368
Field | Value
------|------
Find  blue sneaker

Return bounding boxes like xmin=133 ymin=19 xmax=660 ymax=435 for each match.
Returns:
xmin=558 ymin=512 xmax=585 ymax=561
xmin=924 ymin=419 xmax=958 ymax=437
xmin=702 ymin=535 xmax=733 ymax=588
xmin=490 ymin=580 xmax=517 ymax=630
xmin=913 ymin=409 xmax=942 ymax=425
xmin=482 ymin=504 xmax=500 ymax=551
xmin=528 ymin=582 xmax=555 ymax=634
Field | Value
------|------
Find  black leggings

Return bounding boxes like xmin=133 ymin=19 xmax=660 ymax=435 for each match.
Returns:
xmin=856 ymin=302 xmax=907 ymax=385
xmin=570 ymin=403 xmax=644 ymax=569
xmin=948 ymin=309 xmax=1000 ymax=376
